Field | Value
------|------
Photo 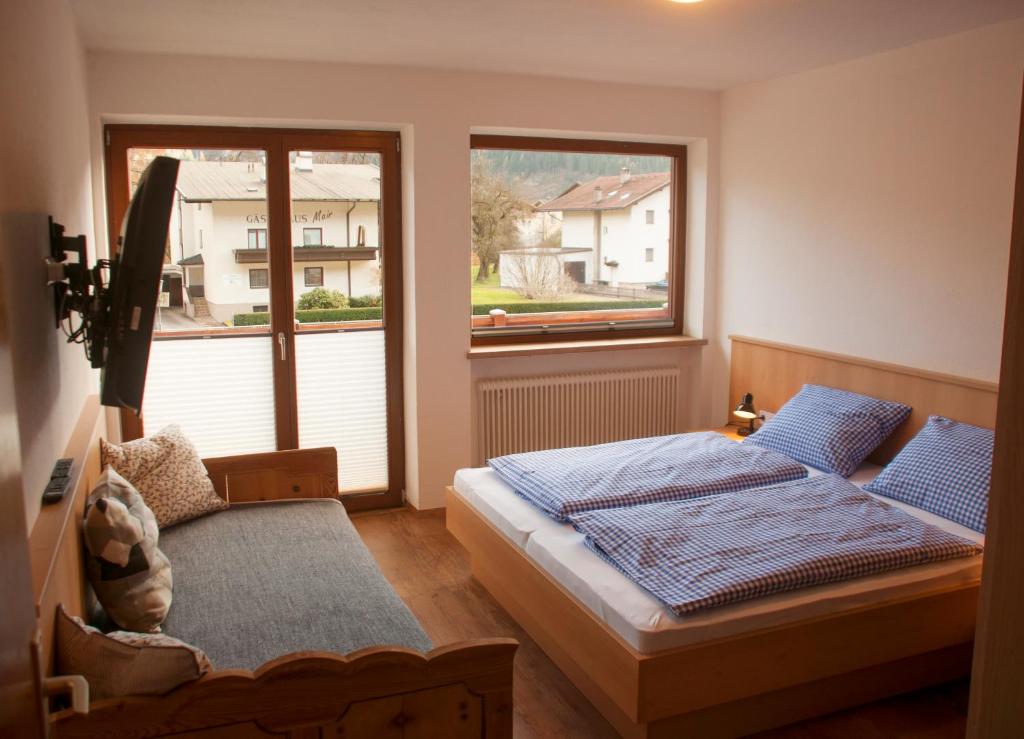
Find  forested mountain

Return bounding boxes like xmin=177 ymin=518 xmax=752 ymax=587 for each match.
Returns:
xmin=473 ymin=149 xmax=671 ymax=202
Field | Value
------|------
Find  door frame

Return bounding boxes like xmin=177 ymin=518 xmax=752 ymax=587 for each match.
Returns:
xmin=104 ymin=125 xmax=405 ymax=511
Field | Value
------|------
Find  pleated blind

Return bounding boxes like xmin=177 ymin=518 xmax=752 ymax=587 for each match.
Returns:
xmin=141 ymin=336 xmax=278 ymax=458
xmin=295 ymin=331 xmax=389 ymax=493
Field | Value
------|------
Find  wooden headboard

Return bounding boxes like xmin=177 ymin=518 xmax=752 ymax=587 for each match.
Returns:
xmin=28 ymin=395 xmax=105 ymax=676
xmin=729 ymin=335 xmax=999 ymax=465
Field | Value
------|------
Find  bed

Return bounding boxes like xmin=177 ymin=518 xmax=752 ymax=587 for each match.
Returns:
xmin=446 ymin=335 xmax=998 ymax=738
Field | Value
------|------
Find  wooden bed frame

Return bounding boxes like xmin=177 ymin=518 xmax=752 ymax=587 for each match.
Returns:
xmin=446 ymin=336 xmax=998 ymax=738
xmin=29 ymin=396 xmax=516 ymax=739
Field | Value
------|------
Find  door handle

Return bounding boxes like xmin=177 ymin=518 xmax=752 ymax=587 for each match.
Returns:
xmin=278 ymin=332 xmax=287 ymax=361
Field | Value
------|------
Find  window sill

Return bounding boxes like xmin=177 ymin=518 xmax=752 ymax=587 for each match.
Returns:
xmin=466 ymin=335 xmax=707 ymax=359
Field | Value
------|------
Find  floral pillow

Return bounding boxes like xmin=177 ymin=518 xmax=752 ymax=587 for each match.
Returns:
xmin=101 ymin=425 xmax=227 ymax=529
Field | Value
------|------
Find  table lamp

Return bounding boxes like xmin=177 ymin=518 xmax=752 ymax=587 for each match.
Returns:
xmin=733 ymin=393 xmax=759 ymax=436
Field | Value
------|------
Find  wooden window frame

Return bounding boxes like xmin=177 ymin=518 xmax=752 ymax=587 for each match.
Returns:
xmin=469 ymin=135 xmax=686 ymax=346
xmin=249 ymin=268 xmax=269 ymax=289
xmin=304 ymin=266 xmax=324 ymax=287
xmin=302 ymin=227 xmax=323 ymax=246
xmin=104 ymin=124 xmax=405 ymax=512
xmin=247 ymin=228 xmax=268 ymax=249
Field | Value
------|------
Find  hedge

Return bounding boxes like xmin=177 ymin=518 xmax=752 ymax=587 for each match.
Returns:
xmin=233 ymin=300 xmax=663 ymax=326
xmin=471 ymin=300 xmax=663 ymax=316
xmin=348 ymin=294 xmax=383 ymax=308
xmin=234 ymin=307 xmax=383 ymax=326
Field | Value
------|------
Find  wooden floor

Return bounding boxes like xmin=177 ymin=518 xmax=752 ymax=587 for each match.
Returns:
xmin=351 ymin=506 xmax=970 ymax=739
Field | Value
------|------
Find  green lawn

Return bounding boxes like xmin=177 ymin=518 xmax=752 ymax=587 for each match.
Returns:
xmin=470 ymin=266 xmax=612 ymax=305
xmin=471 ymin=267 xmax=534 ymax=304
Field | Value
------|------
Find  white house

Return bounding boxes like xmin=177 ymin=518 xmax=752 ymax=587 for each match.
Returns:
xmin=516 ymin=201 xmax=563 ymax=246
xmin=501 ymin=168 xmax=670 ymax=290
xmin=167 ymin=157 xmax=382 ymax=323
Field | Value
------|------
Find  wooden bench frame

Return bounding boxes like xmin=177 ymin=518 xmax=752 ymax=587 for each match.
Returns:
xmin=31 ymin=397 xmax=516 ymax=739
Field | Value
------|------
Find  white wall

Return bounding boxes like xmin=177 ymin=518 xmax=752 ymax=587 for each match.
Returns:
xmin=613 ymin=188 xmax=671 ymax=285
xmin=562 ymin=211 xmax=596 ymax=252
xmin=0 ymin=0 xmax=96 ymax=528
xmin=86 ymin=53 xmax=720 ymax=508
xmin=717 ymin=20 xmax=1024 ymax=420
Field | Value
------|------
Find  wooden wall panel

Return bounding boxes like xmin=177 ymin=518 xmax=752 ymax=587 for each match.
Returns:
xmin=27 ymin=395 xmax=104 ymax=674
xmin=728 ymin=335 xmax=998 ymax=464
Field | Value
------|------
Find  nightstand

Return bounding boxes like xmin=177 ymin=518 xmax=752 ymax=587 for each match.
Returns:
xmin=708 ymin=425 xmax=746 ymax=442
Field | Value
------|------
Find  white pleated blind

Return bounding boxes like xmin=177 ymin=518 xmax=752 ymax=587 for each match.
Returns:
xmin=295 ymin=330 xmax=388 ymax=493
xmin=141 ymin=336 xmax=278 ymax=458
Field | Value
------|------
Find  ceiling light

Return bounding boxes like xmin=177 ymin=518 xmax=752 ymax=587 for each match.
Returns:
xmin=669 ymin=0 xmax=705 ymax=3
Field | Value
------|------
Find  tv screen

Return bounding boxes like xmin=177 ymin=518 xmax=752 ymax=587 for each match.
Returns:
xmin=100 ymin=156 xmax=180 ymax=412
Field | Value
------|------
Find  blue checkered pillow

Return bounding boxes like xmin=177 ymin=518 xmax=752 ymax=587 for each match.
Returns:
xmin=864 ymin=416 xmax=993 ymax=533
xmin=745 ymin=384 xmax=911 ymax=476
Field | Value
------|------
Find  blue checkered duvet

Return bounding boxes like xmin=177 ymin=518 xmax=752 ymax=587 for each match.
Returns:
xmin=488 ymin=432 xmax=808 ymax=522
xmin=569 ymin=474 xmax=982 ymax=616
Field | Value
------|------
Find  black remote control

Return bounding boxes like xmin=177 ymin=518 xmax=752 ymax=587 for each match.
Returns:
xmin=42 ymin=458 xmax=74 ymax=505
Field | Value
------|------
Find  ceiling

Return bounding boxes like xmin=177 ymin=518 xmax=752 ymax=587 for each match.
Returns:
xmin=70 ymin=0 xmax=1024 ymax=90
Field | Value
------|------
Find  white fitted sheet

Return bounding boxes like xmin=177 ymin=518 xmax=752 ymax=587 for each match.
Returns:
xmin=452 ymin=462 xmax=984 ymax=654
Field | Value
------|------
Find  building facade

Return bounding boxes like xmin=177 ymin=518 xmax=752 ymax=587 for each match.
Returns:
xmin=167 ymin=159 xmax=382 ymax=323
xmin=500 ymin=169 xmax=671 ymax=291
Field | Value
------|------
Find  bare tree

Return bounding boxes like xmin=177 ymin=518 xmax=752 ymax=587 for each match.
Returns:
xmin=503 ymin=250 xmax=577 ymax=301
xmin=471 ymin=156 xmax=529 ymax=283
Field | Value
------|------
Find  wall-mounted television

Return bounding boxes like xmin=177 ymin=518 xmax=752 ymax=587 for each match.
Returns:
xmin=49 ymin=155 xmax=180 ymax=413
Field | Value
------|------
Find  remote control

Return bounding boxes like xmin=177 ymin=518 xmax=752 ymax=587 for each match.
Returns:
xmin=42 ymin=458 xmax=74 ymax=505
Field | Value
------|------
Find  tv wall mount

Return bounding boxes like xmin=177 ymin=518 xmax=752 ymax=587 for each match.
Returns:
xmin=45 ymin=217 xmax=111 ymax=369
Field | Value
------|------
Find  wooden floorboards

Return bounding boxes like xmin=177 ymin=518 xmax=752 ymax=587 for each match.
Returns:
xmin=351 ymin=506 xmax=969 ymax=738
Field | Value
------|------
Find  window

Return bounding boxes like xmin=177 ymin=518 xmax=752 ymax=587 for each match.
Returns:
xmin=304 ymin=266 xmax=324 ymax=287
xmin=249 ymin=268 xmax=269 ymax=289
xmin=108 ymin=127 xmax=405 ymax=512
xmin=303 ymin=227 xmax=323 ymax=246
xmin=469 ymin=135 xmax=685 ymax=343
xmin=247 ymin=228 xmax=268 ymax=249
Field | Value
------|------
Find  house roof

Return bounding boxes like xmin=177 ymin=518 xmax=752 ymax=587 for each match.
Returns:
xmin=175 ymin=161 xmax=381 ymax=202
xmin=536 ymin=172 xmax=670 ymax=212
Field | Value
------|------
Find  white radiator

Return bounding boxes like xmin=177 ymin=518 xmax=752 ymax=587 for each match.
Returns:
xmin=477 ymin=367 xmax=681 ymax=463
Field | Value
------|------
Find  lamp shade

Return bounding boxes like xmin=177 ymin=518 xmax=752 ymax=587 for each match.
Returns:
xmin=733 ymin=393 xmax=757 ymax=420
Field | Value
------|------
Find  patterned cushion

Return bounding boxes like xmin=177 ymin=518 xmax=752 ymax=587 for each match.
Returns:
xmin=101 ymin=425 xmax=227 ymax=529
xmin=864 ymin=416 xmax=993 ymax=533
xmin=84 ymin=469 xmax=173 ymax=633
xmin=745 ymin=384 xmax=911 ymax=476
xmin=55 ymin=605 xmax=211 ymax=700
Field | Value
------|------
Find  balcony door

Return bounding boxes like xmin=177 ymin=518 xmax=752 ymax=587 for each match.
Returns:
xmin=105 ymin=126 xmax=404 ymax=511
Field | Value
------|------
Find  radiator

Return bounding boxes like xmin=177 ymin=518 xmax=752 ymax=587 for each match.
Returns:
xmin=477 ymin=367 xmax=681 ymax=463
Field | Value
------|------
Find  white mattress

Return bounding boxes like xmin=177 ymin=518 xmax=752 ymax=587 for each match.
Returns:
xmin=453 ymin=462 xmax=984 ymax=654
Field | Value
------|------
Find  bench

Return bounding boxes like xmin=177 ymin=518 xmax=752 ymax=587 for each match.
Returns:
xmin=31 ymin=397 xmax=516 ymax=738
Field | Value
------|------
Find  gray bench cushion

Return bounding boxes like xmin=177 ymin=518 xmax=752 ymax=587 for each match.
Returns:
xmin=159 ymin=499 xmax=431 ymax=670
